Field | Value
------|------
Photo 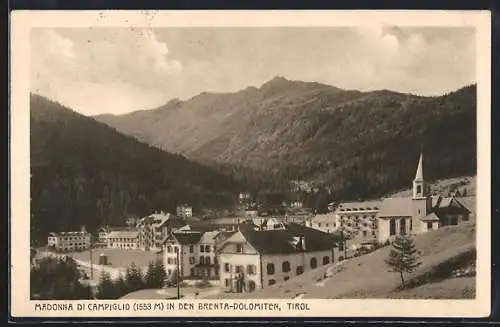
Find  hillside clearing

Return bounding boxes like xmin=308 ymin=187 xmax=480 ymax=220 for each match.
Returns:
xmin=210 ymin=222 xmax=475 ymax=299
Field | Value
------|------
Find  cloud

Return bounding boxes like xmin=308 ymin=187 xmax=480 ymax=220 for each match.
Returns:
xmin=31 ymin=28 xmax=182 ymax=115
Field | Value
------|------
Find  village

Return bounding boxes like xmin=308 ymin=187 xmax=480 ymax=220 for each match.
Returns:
xmin=36 ymin=151 xmax=474 ymax=299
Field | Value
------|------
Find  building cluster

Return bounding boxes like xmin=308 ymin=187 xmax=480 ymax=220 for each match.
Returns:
xmin=306 ymin=151 xmax=472 ymax=249
xmin=45 ymin=149 xmax=472 ymax=291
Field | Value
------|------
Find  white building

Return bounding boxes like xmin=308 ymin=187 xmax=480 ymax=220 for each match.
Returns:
xmin=163 ymin=227 xmax=234 ymax=279
xmin=377 ymin=151 xmax=471 ymax=243
xmin=176 ymin=204 xmax=193 ymax=218
xmin=218 ymin=222 xmax=339 ymax=292
xmin=47 ymin=227 xmax=91 ymax=252
xmin=136 ymin=212 xmax=187 ymax=251
xmin=106 ymin=230 xmax=140 ymax=250
xmin=306 ymin=213 xmax=339 ymax=234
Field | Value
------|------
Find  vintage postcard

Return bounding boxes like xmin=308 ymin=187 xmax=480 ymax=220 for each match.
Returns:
xmin=10 ymin=10 xmax=491 ymax=318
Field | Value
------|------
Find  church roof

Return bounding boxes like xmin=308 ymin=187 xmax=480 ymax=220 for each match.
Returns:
xmin=377 ymin=197 xmax=413 ymax=217
xmin=432 ymin=196 xmax=471 ymax=213
xmin=414 ymin=151 xmax=424 ymax=181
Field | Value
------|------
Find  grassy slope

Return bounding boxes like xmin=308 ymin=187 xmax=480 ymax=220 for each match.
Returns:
xmin=210 ymin=222 xmax=476 ymax=299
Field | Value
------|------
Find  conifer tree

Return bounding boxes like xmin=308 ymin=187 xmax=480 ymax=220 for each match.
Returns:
xmin=125 ymin=262 xmax=145 ymax=293
xmin=144 ymin=261 xmax=156 ymax=289
xmin=154 ymin=259 xmax=167 ymax=289
xmin=96 ymin=270 xmax=117 ymax=299
xmin=385 ymin=234 xmax=422 ymax=289
xmin=114 ymin=274 xmax=128 ymax=297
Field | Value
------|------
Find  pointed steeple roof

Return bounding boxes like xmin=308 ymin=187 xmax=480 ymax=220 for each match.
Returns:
xmin=414 ymin=150 xmax=424 ymax=181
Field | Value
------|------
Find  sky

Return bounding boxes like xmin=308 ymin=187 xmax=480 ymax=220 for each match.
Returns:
xmin=30 ymin=26 xmax=476 ymax=116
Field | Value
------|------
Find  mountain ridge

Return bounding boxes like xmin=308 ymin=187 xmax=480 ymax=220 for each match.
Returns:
xmin=94 ymin=78 xmax=476 ymax=200
xmin=30 ymin=93 xmax=241 ymax=243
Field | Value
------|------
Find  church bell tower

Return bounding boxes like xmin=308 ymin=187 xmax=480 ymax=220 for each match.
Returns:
xmin=411 ymin=148 xmax=432 ymax=231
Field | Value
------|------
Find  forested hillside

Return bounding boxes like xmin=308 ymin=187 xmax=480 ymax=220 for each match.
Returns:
xmin=30 ymin=94 xmax=240 ymax=243
xmin=96 ymin=77 xmax=476 ymax=200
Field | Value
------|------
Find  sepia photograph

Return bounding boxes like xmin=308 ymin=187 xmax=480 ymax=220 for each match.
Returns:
xmin=10 ymin=10 xmax=491 ymax=318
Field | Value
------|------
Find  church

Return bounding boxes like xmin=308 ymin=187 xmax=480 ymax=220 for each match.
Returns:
xmin=376 ymin=151 xmax=471 ymax=243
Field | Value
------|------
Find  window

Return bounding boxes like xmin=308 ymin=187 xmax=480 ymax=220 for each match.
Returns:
xmin=235 ymin=265 xmax=243 ymax=273
xmin=400 ymin=218 xmax=407 ymax=235
xmin=200 ymin=245 xmax=205 ymax=253
xmin=205 ymin=245 xmax=211 ymax=253
xmin=236 ymin=244 xmax=243 ymax=253
xmin=167 ymin=246 xmax=172 ymax=253
xmin=310 ymin=257 xmax=318 ymax=269
xmin=363 ymin=230 xmax=367 ymax=237
xmin=284 ymin=276 xmax=290 ymax=281
xmin=174 ymin=247 xmax=179 ymax=253
xmin=318 ymin=223 xmax=322 ymax=227
xmin=189 ymin=256 xmax=195 ymax=264
xmin=200 ymin=257 xmax=205 ymax=265
xmin=266 ymin=263 xmax=275 ymax=275
xmin=248 ymin=280 xmax=256 ymax=292
xmin=427 ymin=222 xmax=433 ymax=229
xmin=190 ymin=268 xmax=195 ymax=276
xmin=225 ymin=279 xmax=230 ymax=287
xmin=322 ymin=256 xmax=330 ymax=265
xmin=282 ymin=261 xmax=291 ymax=273
xmin=205 ymin=256 xmax=211 ymax=265
xmin=296 ymin=266 xmax=304 ymax=276
xmin=389 ymin=218 xmax=396 ymax=236
xmin=189 ymin=245 xmax=194 ymax=253
xmin=417 ymin=185 xmax=422 ymax=194
xmin=247 ymin=265 xmax=256 ymax=275
xmin=224 ymin=263 xmax=230 ymax=273
xmin=268 ymin=279 xmax=276 ymax=286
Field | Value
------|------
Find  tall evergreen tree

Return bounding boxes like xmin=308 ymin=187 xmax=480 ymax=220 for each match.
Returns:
xmin=125 ymin=262 xmax=145 ymax=293
xmin=144 ymin=261 xmax=157 ymax=289
xmin=154 ymin=259 xmax=167 ymax=289
xmin=96 ymin=270 xmax=118 ymax=299
xmin=385 ymin=235 xmax=422 ymax=289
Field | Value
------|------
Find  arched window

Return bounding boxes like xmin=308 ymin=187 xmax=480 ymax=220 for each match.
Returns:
xmin=400 ymin=218 xmax=407 ymax=235
xmin=310 ymin=257 xmax=317 ymax=269
xmin=389 ymin=218 xmax=396 ymax=236
xmin=282 ymin=261 xmax=291 ymax=273
xmin=248 ymin=280 xmax=256 ymax=292
xmin=167 ymin=246 xmax=172 ymax=253
xmin=205 ymin=256 xmax=211 ymax=265
xmin=266 ymin=263 xmax=275 ymax=275
xmin=200 ymin=256 xmax=205 ymax=264
xmin=322 ymin=256 xmax=330 ymax=265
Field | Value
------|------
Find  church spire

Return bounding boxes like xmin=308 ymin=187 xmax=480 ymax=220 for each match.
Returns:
xmin=414 ymin=149 xmax=424 ymax=182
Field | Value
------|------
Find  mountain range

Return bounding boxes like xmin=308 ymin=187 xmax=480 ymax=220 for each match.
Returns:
xmin=96 ymin=77 xmax=477 ymax=200
xmin=30 ymin=94 xmax=240 ymax=243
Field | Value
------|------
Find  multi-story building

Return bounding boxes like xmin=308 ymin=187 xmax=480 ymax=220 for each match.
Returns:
xmin=163 ymin=227 xmax=234 ymax=279
xmin=136 ymin=212 xmax=186 ymax=251
xmin=106 ymin=230 xmax=140 ymax=250
xmin=176 ymin=204 xmax=193 ymax=218
xmin=307 ymin=150 xmax=472 ymax=247
xmin=377 ymin=151 xmax=471 ymax=243
xmin=218 ymin=222 xmax=339 ymax=292
xmin=306 ymin=213 xmax=339 ymax=234
xmin=47 ymin=227 xmax=91 ymax=252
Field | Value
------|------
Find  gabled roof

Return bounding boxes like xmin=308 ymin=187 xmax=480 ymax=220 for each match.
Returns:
xmin=433 ymin=196 xmax=471 ymax=213
xmin=420 ymin=212 xmax=440 ymax=222
xmin=224 ymin=223 xmax=340 ymax=255
xmin=198 ymin=231 xmax=220 ymax=244
xmin=377 ymin=197 xmax=413 ymax=217
xmin=165 ymin=232 xmax=203 ymax=246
